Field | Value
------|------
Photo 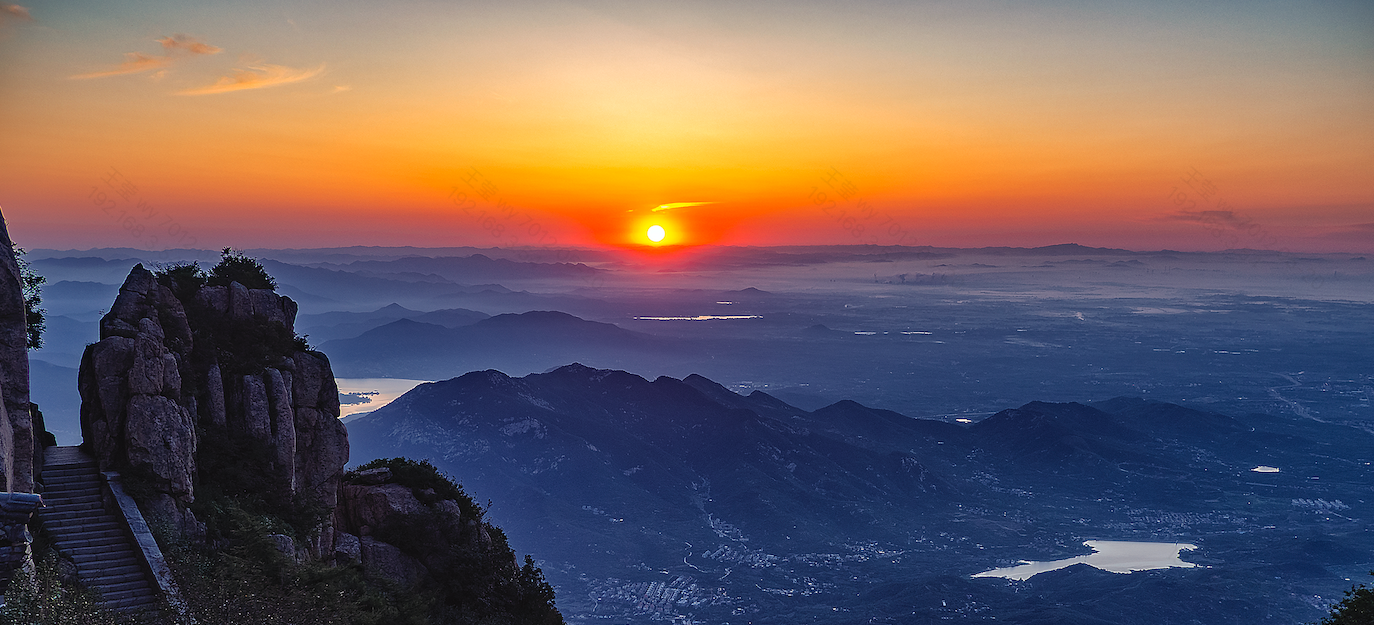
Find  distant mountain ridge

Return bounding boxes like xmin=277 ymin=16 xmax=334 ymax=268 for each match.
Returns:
xmin=346 ymin=363 xmax=1374 ymax=624
xmin=306 ymin=254 xmax=603 ymax=282
xmin=322 ymin=311 xmax=677 ymax=378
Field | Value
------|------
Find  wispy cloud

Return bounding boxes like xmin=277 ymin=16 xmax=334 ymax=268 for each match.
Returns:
xmin=157 ymin=34 xmax=222 ymax=56
xmin=1 ymin=4 xmax=31 ymax=22
xmin=651 ymin=202 xmax=716 ymax=212
xmin=71 ymin=52 xmax=173 ymax=79
xmin=177 ymin=63 xmax=325 ymax=95
xmin=71 ymin=34 xmax=221 ymax=79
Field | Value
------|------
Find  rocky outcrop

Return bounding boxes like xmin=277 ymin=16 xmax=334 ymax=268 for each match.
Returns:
xmin=335 ymin=467 xmax=513 ymax=587
xmin=79 ymin=265 xmax=347 ymax=556
xmin=0 ymin=214 xmax=34 ymax=494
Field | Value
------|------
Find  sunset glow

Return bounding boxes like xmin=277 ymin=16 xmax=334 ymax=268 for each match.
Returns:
xmin=0 ymin=1 xmax=1369 ymax=252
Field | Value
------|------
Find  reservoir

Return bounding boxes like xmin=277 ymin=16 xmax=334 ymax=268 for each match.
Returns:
xmin=335 ymin=378 xmax=432 ymax=418
xmin=973 ymin=540 xmax=1198 ymax=580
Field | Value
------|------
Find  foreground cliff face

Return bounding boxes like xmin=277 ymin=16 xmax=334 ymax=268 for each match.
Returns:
xmin=0 ymin=216 xmax=34 ymax=494
xmin=78 ymin=264 xmax=347 ymax=555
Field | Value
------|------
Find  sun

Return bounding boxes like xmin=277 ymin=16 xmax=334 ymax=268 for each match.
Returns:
xmin=646 ymin=224 xmax=666 ymax=243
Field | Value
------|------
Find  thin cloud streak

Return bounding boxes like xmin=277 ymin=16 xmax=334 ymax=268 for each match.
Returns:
xmin=70 ymin=52 xmax=173 ymax=79
xmin=176 ymin=63 xmax=325 ymax=95
xmin=71 ymin=34 xmax=221 ymax=79
xmin=157 ymin=34 xmax=222 ymax=56
xmin=652 ymin=202 xmax=716 ymax=212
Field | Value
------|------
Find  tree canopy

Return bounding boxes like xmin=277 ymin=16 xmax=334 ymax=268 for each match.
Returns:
xmin=1318 ymin=573 xmax=1374 ymax=625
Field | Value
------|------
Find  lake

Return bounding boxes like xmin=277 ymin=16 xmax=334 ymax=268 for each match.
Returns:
xmin=335 ymin=378 xmax=432 ymax=418
xmin=973 ymin=540 xmax=1199 ymax=580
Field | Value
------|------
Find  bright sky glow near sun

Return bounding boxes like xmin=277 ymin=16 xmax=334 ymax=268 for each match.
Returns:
xmin=0 ymin=1 xmax=1371 ymax=252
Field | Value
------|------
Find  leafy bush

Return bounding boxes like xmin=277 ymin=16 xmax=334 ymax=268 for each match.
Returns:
xmin=154 ymin=261 xmax=207 ymax=300
xmin=207 ymin=248 xmax=276 ymax=291
xmin=13 ymin=244 xmax=44 ymax=350
xmin=197 ymin=312 xmax=309 ymax=377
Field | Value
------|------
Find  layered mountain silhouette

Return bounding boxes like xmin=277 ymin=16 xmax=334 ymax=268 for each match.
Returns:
xmin=343 ymin=363 xmax=1374 ymax=624
xmin=323 ymin=312 xmax=680 ymax=378
xmin=296 ymin=303 xmax=489 ymax=343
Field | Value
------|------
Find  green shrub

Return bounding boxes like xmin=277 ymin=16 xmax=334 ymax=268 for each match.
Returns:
xmin=13 ymin=244 xmax=44 ymax=350
xmin=154 ymin=262 xmax=207 ymax=300
xmin=1318 ymin=572 xmax=1374 ymax=625
xmin=207 ymin=248 xmax=276 ymax=291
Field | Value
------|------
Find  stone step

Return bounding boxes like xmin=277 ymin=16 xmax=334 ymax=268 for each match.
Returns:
xmin=106 ymin=593 xmax=160 ymax=612
xmin=43 ymin=519 xmax=121 ymax=534
xmin=80 ymin=557 xmax=142 ymax=572
xmin=53 ymin=535 xmax=127 ymax=550
xmin=42 ymin=480 xmax=101 ymax=492
xmin=52 ymin=528 xmax=126 ymax=543
xmin=42 ymin=475 xmax=99 ymax=483
xmin=81 ymin=570 xmax=146 ymax=587
xmin=45 ymin=499 xmax=106 ymax=514
xmin=80 ymin=563 xmax=144 ymax=580
xmin=46 ymin=491 xmax=102 ymax=502
xmin=45 ymin=451 xmax=97 ymax=468
xmin=66 ymin=541 xmax=139 ymax=558
xmin=42 ymin=491 xmax=102 ymax=502
xmin=70 ymin=546 xmax=138 ymax=561
xmin=40 ymin=508 xmax=113 ymax=522
xmin=100 ymin=579 xmax=156 ymax=594
xmin=99 ymin=587 xmax=155 ymax=603
xmin=41 ymin=466 xmax=101 ymax=479
xmin=72 ymin=550 xmax=140 ymax=567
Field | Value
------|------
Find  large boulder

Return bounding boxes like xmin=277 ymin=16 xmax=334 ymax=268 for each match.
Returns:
xmin=359 ymin=536 xmax=428 ymax=586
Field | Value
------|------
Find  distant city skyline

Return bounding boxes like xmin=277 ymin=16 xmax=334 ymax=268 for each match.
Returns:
xmin=2 ymin=0 xmax=1371 ymax=252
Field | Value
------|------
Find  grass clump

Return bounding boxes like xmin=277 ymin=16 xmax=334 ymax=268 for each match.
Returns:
xmin=161 ymin=502 xmax=435 ymax=625
xmin=0 ymin=548 xmax=167 ymax=625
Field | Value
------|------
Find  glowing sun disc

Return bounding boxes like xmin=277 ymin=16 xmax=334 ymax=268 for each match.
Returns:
xmin=647 ymin=224 xmax=666 ymax=242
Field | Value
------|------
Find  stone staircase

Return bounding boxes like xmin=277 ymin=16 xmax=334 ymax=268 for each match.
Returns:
xmin=38 ymin=446 xmax=160 ymax=612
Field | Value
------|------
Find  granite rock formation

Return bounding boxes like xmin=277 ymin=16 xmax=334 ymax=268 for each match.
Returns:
xmin=78 ymin=264 xmax=348 ymax=557
xmin=0 ymin=214 xmax=35 ymax=494
xmin=0 ymin=209 xmax=43 ymax=591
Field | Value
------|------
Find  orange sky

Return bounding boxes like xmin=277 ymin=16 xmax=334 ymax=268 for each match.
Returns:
xmin=1 ymin=0 xmax=1371 ymax=252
